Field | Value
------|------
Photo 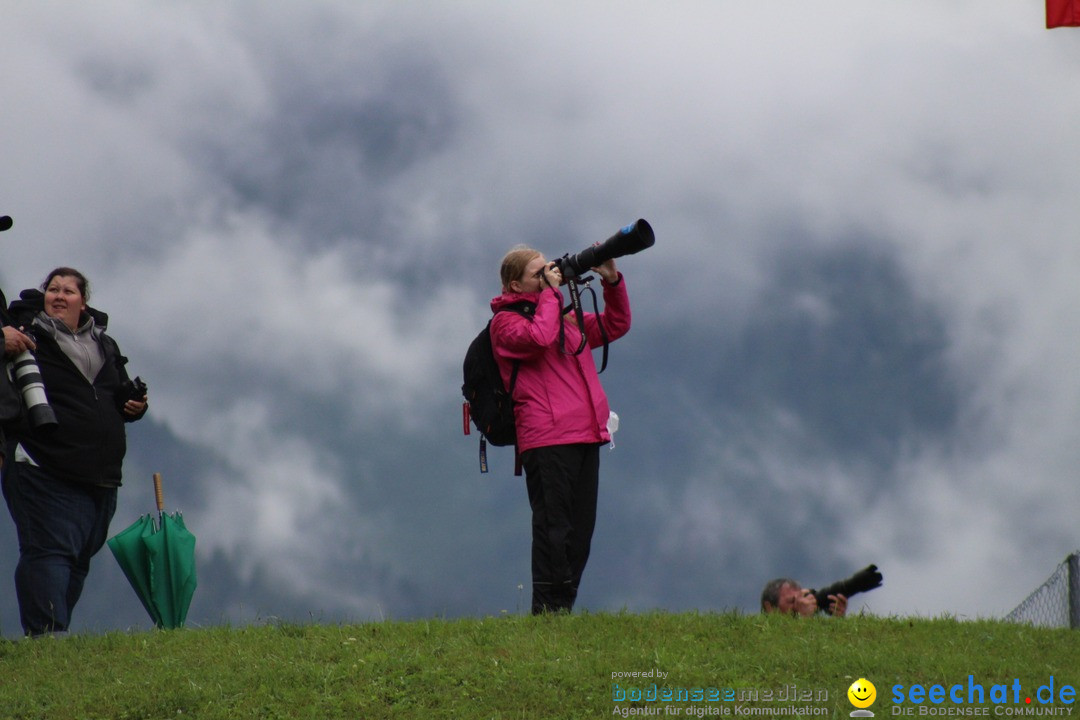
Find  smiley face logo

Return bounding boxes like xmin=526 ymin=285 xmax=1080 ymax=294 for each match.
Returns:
xmin=848 ymin=678 xmax=877 ymax=709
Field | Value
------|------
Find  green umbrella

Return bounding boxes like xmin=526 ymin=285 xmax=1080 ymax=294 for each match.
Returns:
xmin=107 ymin=473 xmax=197 ymax=629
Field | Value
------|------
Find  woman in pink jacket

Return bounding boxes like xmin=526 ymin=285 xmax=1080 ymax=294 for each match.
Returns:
xmin=490 ymin=246 xmax=631 ymax=614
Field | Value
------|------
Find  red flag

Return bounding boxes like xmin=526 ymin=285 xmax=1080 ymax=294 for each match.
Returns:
xmin=1048 ymin=0 xmax=1080 ymax=28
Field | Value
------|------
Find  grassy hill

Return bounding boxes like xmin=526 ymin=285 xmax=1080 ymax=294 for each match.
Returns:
xmin=1 ymin=611 xmax=1077 ymax=719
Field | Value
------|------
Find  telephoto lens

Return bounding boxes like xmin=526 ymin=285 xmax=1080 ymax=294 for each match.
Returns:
xmin=9 ymin=350 xmax=58 ymax=430
xmin=554 ymin=218 xmax=655 ymax=279
xmin=810 ymin=564 xmax=883 ymax=613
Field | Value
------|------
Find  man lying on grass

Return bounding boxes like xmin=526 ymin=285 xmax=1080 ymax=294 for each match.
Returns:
xmin=760 ymin=578 xmax=847 ymax=617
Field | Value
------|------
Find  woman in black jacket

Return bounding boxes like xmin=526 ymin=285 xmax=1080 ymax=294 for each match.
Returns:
xmin=1 ymin=267 xmax=147 ymax=635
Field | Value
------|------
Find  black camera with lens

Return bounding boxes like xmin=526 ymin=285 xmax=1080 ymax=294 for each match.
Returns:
xmin=553 ymin=218 xmax=655 ymax=280
xmin=810 ymin=564 xmax=883 ymax=612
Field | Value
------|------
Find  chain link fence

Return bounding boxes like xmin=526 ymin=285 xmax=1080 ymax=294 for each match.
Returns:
xmin=1004 ymin=551 xmax=1080 ymax=628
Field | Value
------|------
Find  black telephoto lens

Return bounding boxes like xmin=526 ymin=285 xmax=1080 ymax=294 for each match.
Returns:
xmin=556 ymin=218 xmax=655 ymax=279
xmin=810 ymin=564 xmax=883 ymax=614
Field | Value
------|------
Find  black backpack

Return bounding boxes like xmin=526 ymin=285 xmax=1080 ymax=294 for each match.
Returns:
xmin=462 ymin=301 xmax=535 ymax=472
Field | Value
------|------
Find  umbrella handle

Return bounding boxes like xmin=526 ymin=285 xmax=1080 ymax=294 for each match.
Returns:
xmin=154 ymin=472 xmax=164 ymax=513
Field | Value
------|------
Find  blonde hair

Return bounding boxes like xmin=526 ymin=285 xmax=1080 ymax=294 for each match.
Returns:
xmin=499 ymin=246 xmax=542 ymax=292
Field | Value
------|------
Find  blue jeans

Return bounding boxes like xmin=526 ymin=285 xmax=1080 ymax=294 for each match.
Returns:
xmin=2 ymin=461 xmax=117 ymax=635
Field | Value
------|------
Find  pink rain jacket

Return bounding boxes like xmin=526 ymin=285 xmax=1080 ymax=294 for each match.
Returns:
xmin=490 ymin=275 xmax=631 ymax=453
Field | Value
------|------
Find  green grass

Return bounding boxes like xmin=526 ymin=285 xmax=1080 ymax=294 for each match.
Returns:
xmin=1 ymin=612 xmax=1077 ymax=719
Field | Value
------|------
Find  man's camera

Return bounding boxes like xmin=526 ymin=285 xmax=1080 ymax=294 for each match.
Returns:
xmin=552 ymin=218 xmax=655 ymax=280
xmin=810 ymin=564 xmax=883 ymax=612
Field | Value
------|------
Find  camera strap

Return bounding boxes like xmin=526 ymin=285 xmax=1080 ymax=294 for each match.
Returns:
xmin=561 ymin=276 xmax=608 ymax=373
xmin=561 ymin=277 xmax=589 ymax=357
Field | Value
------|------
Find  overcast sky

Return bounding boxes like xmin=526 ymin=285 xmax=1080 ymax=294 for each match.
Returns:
xmin=2 ymin=1 xmax=1080 ymax=635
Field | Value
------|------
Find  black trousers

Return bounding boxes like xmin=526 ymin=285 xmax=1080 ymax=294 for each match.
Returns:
xmin=520 ymin=443 xmax=600 ymax=614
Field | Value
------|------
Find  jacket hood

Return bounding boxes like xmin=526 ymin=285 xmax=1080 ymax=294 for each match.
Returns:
xmin=9 ymin=288 xmax=109 ymax=330
xmin=490 ymin=290 xmax=544 ymax=313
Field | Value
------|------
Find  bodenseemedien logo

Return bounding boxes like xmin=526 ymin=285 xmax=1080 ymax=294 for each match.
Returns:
xmin=848 ymin=678 xmax=878 ymax=717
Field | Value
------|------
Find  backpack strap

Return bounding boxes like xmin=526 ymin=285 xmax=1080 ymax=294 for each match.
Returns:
xmin=495 ymin=300 xmax=535 ymax=399
xmin=487 ymin=301 xmax=535 ymax=476
xmin=507 ymin=359 xmax=520 ymax=396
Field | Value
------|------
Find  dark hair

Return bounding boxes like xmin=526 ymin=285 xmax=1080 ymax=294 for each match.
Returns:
xmin=760 ymin=577 xmax=800 ymax=612
xmin=42 ymin=267 xmax=90 ymax=302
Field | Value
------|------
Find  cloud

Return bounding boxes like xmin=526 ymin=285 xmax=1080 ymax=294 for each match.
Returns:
xmin=4 ymin=0 xmax=1080 ymax=634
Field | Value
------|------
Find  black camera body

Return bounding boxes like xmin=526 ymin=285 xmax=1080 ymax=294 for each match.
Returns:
xmin=810 ymin=564 xmax=883 ymax=613
xmin=116 ymin=376 xmax=148 ymax=412
xmin=553 ymin=218 xmax=655 ymax=280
